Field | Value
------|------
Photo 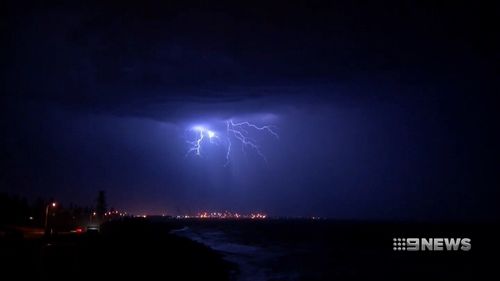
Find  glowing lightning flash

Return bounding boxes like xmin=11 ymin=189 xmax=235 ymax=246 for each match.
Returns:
xmin=186 ymin=126 xmax=217 ymax=156
xmin=186 ymin=120 xmax=278 ymax=166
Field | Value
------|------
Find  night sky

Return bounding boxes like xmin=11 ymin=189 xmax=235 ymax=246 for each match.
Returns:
xmin=1 ymin=1 xmax=498 ymax=221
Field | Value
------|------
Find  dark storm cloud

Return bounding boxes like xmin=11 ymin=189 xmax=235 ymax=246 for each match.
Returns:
xmin=3 ymin=0 xmax=495 ymax=120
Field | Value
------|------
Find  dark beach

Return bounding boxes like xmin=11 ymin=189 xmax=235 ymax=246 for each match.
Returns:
xmin=1 ymin=218 xmax=234 ymax=281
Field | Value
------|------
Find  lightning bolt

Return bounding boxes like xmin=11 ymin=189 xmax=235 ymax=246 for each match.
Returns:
xmin=186 ymin=129 xmax=204 ymax=156
xmin=224 ymin=122 xmax=232 ymax=166
xmin=186 ymin=120 xmax=278 ymax=166
xmin=186 ymin=126 xmax=216 ymax=157
xmin=228 ymin=120 xmax=279 ymax=140
xmin=225 ymin=119 xmax=278 ymax=165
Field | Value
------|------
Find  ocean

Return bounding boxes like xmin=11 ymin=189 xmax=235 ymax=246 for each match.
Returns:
xmin=170 ymin=219 xmax=495 ymax=280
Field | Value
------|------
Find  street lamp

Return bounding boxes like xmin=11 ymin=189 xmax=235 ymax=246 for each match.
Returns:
xmin=44 ymin=202 xmax=56 ymax=234
xmin=90 ymin=211 xmax=96 ymax=224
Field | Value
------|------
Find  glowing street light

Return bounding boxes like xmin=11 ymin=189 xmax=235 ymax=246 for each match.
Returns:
xmin=89 ymin=211 xmax=96 ymax=224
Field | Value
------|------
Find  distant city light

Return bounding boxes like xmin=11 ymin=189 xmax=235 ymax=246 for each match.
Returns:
xmin=51 ymin=202 xmax=56 ymax=207
xmin=191 ymin=211 xmax=268 ymax=220
xmin=101 ymin=210 xmax=127 ymax=218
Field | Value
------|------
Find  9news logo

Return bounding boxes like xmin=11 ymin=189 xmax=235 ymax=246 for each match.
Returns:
xmin=393 ymin=238 xmax=471 ymax=251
